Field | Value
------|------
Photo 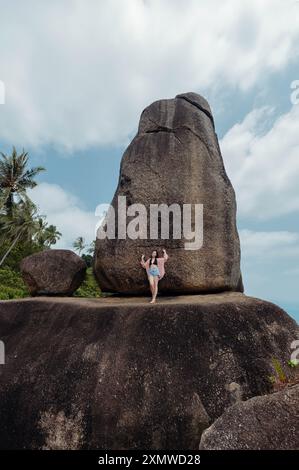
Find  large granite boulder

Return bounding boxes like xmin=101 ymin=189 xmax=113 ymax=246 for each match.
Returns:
xmin=0 ymin=293 xmax=297 ymax=449
xmin=20 ymin=249 xmax=86 ymax=296
xmin=94 ymin=92 xmax=242 ymax=294
xmin=199 ymin=384 xmax=299 ymax=450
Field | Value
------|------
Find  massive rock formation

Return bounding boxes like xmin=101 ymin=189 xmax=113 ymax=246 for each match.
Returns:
xmin=20 ymin=250 xmax=86 ymax=296
xmin=94 ymin=92 xmax=242 ymax=294
xmin=0 ymin=293 xmax=297 ymax=449
xmin=199 ymin=384 xmax=299 ymax=450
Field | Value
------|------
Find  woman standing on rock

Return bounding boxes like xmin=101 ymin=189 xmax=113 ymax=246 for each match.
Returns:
xmin=141 ymin=249 xmax=168 ymax=303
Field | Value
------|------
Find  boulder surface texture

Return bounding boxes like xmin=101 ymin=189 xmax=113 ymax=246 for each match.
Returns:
xmin=199 ymin=384 xmax=299 ymax=450
xmin=0 ymin=293 xmax=297 ymax=449
xmin=20 ymin=249 xmax=86 ymax=296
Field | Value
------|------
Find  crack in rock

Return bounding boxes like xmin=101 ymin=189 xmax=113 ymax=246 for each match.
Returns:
xmin=142 ymin=113 xmax=217 ymax=157
xmin=145 ymin=126 xmax=182 ymax=144
xmin=176 ymin=95 xmax=215 ymax=129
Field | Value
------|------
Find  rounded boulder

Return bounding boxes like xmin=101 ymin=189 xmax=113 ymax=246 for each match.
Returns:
xmin=20 ymin=249 xmax=87 ymax=296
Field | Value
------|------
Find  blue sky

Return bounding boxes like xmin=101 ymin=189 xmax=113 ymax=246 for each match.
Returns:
xmin=0 ymin=0 xmax=298 ymax=322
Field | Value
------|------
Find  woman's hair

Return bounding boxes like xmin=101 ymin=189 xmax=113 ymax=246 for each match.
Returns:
xmin=149 ymin=250 xmax=159 ymax=265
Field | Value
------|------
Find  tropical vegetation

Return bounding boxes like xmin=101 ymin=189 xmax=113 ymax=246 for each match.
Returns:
xmin=0 ymin=147 xmax=100 ymax=299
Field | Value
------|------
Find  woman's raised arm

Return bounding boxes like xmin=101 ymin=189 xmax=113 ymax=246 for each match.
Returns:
xmin=140 ymin=254 xmax=146 ymax=268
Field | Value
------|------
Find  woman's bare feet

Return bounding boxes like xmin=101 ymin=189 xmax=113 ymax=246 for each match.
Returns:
xmin=150 ymin=298 xmax=156 ymax=303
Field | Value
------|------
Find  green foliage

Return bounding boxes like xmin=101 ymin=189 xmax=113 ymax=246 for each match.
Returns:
xmin=0 ymin=150 xmax=100 ymax=300
xmin=0 ymin=285 xmax=28 ymax=300
xmin=81 ymin=253 xmax=93 ymax=268
xmin=0 ymin=146 xmax=45 ymax=215
xmin=0 ymin=267 xmax=27 ymax=289
xmin=87 ymin=240 xmax=95 ymax=255
xmin=0 ymin=266 xmax=101 ymax=300
xmin=0 ymin=149 xmax=61 ymax=270
xmin=269 ymin=357 xmax=299 ymax=391
xmin=80 ymin=241 xmax=95 ymax=267
xmin=0 ymin=238 xmax=42 ymax=271
xmin=34 ymin=218 xmax=62 ymax=248
xmin=272 ymin=358 xmax=287 ymax=383
xmin=0 ymin=200 xmax=40 ymax=259
xmin=74 ymin=267 xmax=101 ymax=298
xmin=73 ymin=236 xmax=86 ymax=255
xmin=0 ymin=267 xmax=29 ymax=299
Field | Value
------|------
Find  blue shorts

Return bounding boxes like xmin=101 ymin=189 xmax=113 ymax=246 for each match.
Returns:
xmin=148 ymin=266 xmax=160 ymax=277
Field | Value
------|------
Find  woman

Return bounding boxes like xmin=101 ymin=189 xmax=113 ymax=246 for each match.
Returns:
xmin=140 ymin=248 xmax=169 ymax=303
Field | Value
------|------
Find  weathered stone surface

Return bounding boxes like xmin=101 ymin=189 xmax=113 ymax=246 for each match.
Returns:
xmin=199 ymin=384 xmax=299 ymax=450
xmin=0 ymin=293 xmax=297 ymax=449
xmin=94 ymin=92 xmax=242 ymax=294
xmin=20 ymin=249 xmax=86 ymax=296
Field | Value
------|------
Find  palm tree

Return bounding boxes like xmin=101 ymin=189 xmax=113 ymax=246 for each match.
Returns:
xmin=36 ymin=221 xmax=62 ymax=248
xmin=0 ymin=147 xmax=45 ymax=216
xmin=34 ymin=216 xmax=48 ymax=245
xmin=43 ymin=224 xmax=62 ymax=247
xmin=0 ymin=200 xmax=40 ymax=266
xmin=73 ymin=236 xmax=86 ymax=255
xmin=87 ymin=240 xmax=96 ymax=254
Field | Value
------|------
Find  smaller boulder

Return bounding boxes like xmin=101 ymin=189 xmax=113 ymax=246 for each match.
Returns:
xmin=199 ymin=384 xmax=299 ymax=450
xmin=20 ymin=250 xmax=87 ymax=296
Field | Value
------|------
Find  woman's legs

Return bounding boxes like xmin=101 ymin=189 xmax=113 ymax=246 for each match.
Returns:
xmin=150 ymin=276 xmax=159 ymax=303
xmin=148 ymin=275 xmax=154 ymax=300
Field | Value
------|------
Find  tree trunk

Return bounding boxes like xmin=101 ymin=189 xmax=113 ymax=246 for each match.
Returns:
xmin=5 ymin=192 xmax=14 ymax=218
xmin=0 ymin=230 xmax=22 ymax=267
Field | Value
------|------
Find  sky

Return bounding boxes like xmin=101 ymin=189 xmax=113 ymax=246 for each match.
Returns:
xmin=0 ymin=0 xmax=298 ymax=321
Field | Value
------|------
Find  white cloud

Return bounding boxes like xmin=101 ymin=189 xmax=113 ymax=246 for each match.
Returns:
xmin=0 ymin=0 xmax=299 ymax=150
xmin=221 ymin=104 xmax=299 ymax=219
xmin=240 ymin=229 xmax=299 ymax=258
xmin=28 ymin=183 xmax=96 ymax=250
